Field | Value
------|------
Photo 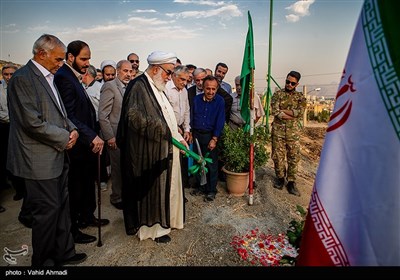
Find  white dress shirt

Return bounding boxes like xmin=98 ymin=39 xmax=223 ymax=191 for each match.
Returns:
xmin=164 ymin=80 xmax=191 ymax=133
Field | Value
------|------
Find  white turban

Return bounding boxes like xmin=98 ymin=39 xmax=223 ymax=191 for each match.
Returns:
xmin=100 ymin=60 xmax=117 ymax=71
xmin=147 ymin=51 xmax=177 ymax=65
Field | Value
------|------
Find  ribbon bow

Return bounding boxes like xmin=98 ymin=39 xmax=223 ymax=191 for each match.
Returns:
xmin=172 ymin=137 xmax=212 ymax=182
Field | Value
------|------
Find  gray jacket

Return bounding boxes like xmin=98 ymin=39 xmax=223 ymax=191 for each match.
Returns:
xmin=7 ymin=60 xmax=76 ymax=180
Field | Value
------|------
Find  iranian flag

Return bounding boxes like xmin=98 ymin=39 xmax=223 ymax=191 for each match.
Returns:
xmin=297 ymin=0 xmax=400 ymax=266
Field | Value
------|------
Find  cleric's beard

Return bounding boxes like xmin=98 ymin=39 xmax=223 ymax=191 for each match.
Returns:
xmin=153 ymin=70 xmax=166 ymax=92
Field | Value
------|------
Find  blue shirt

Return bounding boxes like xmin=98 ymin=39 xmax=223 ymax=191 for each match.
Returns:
xmin=191 ymin=94 xmax=225 ymax=137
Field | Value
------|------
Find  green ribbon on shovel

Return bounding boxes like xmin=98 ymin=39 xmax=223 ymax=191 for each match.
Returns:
xmin=172 ymin=137 xmax=212 ymax=176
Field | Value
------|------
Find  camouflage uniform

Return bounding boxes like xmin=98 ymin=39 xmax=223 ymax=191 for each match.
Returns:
xmin=271 ymin=89 xmax=306 ymax=182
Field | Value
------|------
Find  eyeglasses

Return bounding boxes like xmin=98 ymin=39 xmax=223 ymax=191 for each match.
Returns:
xmin=129 ymin=60 xmax=139 ymax=63
xmin=285 ymin=79 xmax=297 ymax=86
xmin=159 ymin=65 xmax=173 ymax=76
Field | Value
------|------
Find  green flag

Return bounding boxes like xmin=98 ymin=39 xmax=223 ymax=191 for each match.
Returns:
xmin=239 ymin=11 xmax=255 ymax=132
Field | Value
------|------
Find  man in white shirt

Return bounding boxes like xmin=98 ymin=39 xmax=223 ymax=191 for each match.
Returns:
xmin=164 ymin=65 xmax=191 ymax=192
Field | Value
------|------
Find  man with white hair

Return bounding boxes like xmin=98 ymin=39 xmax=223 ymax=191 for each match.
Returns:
xmin=229 ymin=75 xmax=265 ymax=130
xmin=117 ymin=51 xmax=188 ymax=243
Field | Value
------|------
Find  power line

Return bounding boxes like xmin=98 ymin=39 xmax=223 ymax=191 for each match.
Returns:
xmin=255 ymin=72 xmax=342 ymax=81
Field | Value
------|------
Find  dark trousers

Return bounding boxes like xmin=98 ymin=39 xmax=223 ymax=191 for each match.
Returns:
xmin=68 ymin=156 xmax=96 ymax=235
xmin=99 ymin=130 xmax=110 ymax=183
xmin=180 ymin=151 xmax=189 ymax=188
xmin=18 ymin=177 xmax=31 ymax=222
xmin=25 ymin=162 xmax=75 ymax=266
xmin=0 ymin=122 xmax=9 ymax=188
xmin=192 ymin=131 xmax=219 ymax=194
xmin=1 ymin=122 xmax=26 ymax=207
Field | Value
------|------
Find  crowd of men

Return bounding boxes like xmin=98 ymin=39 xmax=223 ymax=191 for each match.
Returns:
xmin=0 ymin=33 xmax=306 ymax=266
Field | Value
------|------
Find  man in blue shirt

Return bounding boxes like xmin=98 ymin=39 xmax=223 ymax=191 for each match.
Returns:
xmin=190 ymin=76 xmax=225 ymax=202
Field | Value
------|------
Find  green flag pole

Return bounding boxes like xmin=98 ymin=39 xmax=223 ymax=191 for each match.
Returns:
xmin=239 ymin=11 xmax=255 ymax=205
xmin=240 ymin=11 xmax=255 ymax=133
xmin=265 ymin=0 xmax=274 ymax=134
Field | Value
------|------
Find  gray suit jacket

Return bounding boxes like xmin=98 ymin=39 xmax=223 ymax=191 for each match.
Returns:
xmin=7 ymin=60 xmax=77 ymax=180
xmin=98 ymin=78 xmax=125 ymax=140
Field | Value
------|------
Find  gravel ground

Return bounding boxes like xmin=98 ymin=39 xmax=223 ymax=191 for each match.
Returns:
xmin=0 ymin=125 xmax=326 ymax=272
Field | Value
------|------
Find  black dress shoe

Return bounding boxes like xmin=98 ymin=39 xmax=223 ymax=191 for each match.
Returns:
xmin=58 ymin=253 xmax=87 ymax=266
xmin=203 ymin=193 xmax=216 ymax=202
xmin=111 ymin=201 xmax=123 ymax=210
xmin=88 ymin=217 xmax=110 ymax=227
xmin=74 ymin=231 xmax=96 ymax=244
xmin=80 ymin=217 xmax=110 ymax=228
xmin=0 ymin=205 xmax=5 ymax=213
xmin=13 ymin=193 xmax=24 ymax=201
xmin=126 ymin=228 xmax=136 ymax=236
xmin=190 ymin=189 xmax=204 ymax=196
xmin=155 ymin=235 xmax=171 ymax=243
xmin=18 ymin=215 xmax=33 ymax=228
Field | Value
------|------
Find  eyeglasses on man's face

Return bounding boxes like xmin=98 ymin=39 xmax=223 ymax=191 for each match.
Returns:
xmin=159 ymin=65 xmax=173 ymax=76
xmin=285 ymin=79 xmax=297 ymax=86
xmin=129 ymin=60 xmax=139 ymax=63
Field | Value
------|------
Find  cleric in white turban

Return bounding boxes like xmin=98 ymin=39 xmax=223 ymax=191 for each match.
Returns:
xmin=117 ymin=50 xmax=187 ymax=244
xmin=147 ymin=51 xmax=177 ymax=65
xmin=100 ymin=60 xmax=117 ymax=71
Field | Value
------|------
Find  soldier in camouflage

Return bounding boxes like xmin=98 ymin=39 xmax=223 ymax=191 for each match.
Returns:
xmin=270 ymin=71 xmax=306 ymax=196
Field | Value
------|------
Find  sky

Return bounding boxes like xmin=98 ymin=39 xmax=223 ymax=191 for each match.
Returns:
xmin=0 ymin=0 xmax=364 ymax=96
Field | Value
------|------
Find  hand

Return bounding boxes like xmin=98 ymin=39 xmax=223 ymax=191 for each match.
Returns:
xmin=91 ymin=135 xmax=104 ymax=154
xmin=280 ymin=109 xmax=295 ymax=120
xmin=183 ymin=132 xmax=191 ymax=142
xmin=66 ymin=130 xmax=79 ymax=150
xmin=107 ymin=137 xmax=117 ymax=150
xmin=207 ymin=138 xmax=217 ymax=151
xmin=179 ymin=140 xmax=189 ymax=155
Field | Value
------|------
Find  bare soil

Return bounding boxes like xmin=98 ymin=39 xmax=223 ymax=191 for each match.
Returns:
xmin=0 ymin=122 xmax=327 ymax=269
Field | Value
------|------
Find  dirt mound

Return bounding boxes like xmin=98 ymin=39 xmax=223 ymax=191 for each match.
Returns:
xmin=301 ymin=125 xmax=326 ymax=161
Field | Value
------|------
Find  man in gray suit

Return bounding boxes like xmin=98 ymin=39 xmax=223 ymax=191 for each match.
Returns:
xmin=99 ymin=60 xmax=132 ymax=210
xmin=7 ymin=34 xmax=87 ymax=266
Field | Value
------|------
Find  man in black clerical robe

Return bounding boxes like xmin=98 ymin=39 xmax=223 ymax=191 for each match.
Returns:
xmin=117 ymin=51 xmax=186 ymax=243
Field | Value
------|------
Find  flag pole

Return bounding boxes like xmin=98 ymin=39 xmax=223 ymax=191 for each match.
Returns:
xmin=239 ymin=11 xmax=255 ymax=205
xmin=248 ymin=68 xmax=255 ymax=205
xmin=264 ymin=0 xmax=274 ymax=133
